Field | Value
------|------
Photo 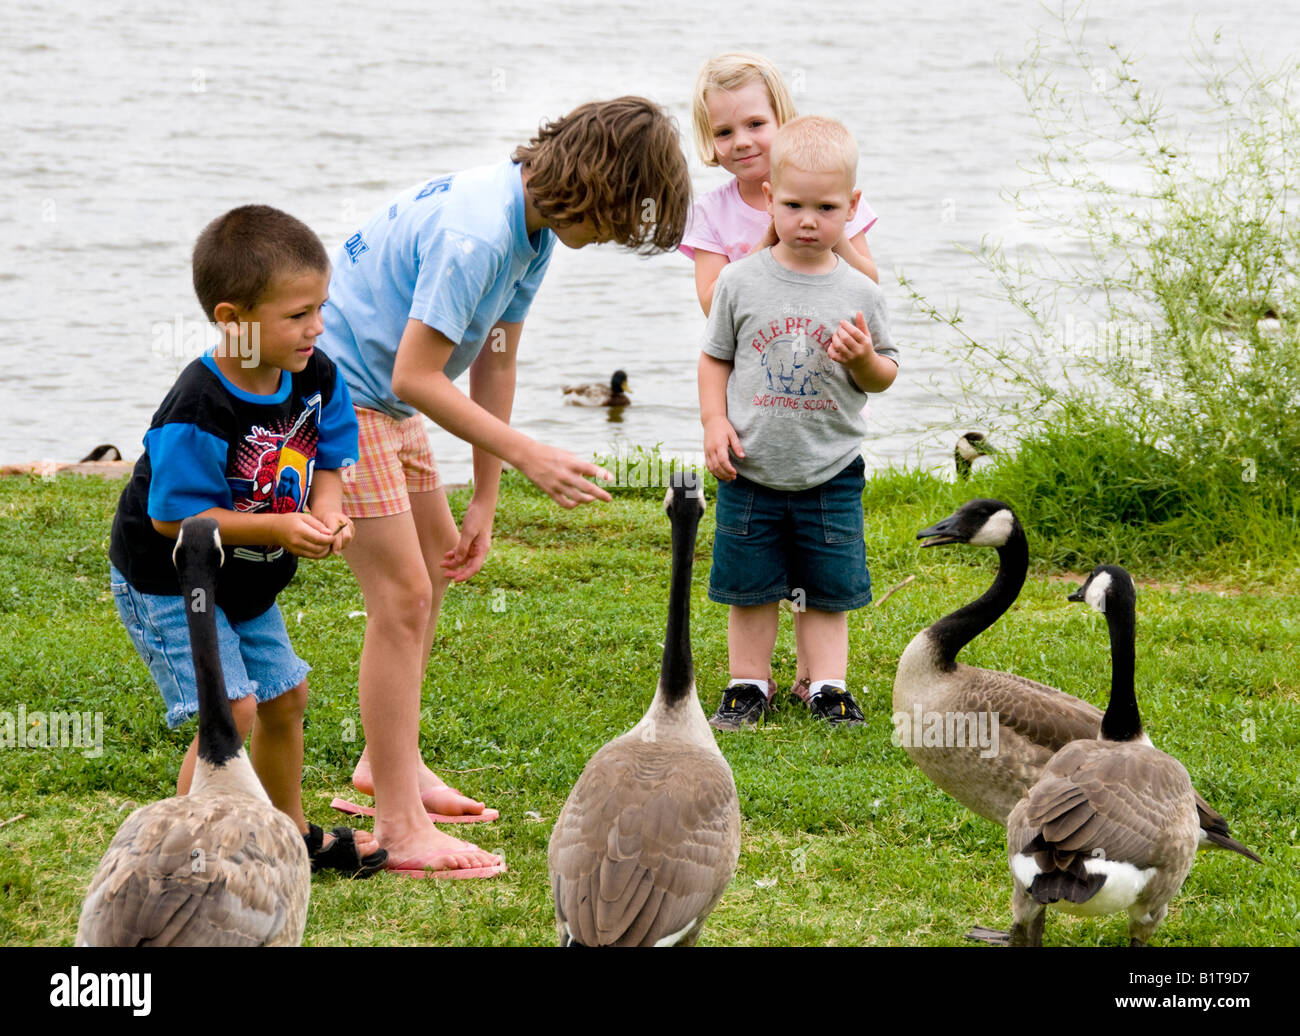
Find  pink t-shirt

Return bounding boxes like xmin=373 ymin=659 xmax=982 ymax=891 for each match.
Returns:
xmin=679 ymin=178 xmax=878 ymax=261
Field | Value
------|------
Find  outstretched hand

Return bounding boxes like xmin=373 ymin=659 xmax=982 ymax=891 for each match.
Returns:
xmin=519 ymin=442 xmax=614 ymax=509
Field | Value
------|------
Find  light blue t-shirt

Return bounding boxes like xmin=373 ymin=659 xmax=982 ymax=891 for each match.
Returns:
xmin=323 ymin=160 xmax=555 ymax=419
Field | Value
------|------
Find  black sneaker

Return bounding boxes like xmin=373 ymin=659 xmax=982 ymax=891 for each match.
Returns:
xmin=809 ymin=688 xmax=865 ymax=727
xmin=709 ymin=683 xmax=773 ymax=731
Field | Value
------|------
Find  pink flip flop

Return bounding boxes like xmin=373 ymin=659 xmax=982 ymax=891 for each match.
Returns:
xmin=331 ymin=797 xmax=500 ymax=825
xmin=384 ymin=846 xmax=507 ymax=880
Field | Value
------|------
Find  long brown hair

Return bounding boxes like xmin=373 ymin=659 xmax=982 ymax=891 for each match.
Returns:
xmin=513 ymin=97 xmax=691 ymax=254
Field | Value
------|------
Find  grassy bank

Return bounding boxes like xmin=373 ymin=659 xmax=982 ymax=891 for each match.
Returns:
xmin=1 ymin=467 xmax=1296 ymax=946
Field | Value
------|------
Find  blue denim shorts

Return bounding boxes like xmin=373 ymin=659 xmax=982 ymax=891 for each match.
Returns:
xmin=708 ymin=456 xmax=872 ymax=611
xmin=110 ymin=565 xmax=310 ymax=729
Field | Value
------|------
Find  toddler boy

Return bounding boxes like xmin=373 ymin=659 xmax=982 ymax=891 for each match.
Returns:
xmin=698 ymin=116 xmax=900 ymax=729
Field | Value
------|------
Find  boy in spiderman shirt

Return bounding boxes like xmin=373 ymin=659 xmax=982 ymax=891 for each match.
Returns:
xmin=108 ymin=205 xmax=384 ymax=876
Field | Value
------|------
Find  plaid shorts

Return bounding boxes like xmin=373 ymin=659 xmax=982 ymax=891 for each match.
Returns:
xmin=342 ymin=406 xmax=442 ymax=518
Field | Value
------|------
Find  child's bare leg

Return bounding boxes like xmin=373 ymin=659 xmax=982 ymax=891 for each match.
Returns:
xmin=177 ymin=693 xmax=257 ymax=795
xmin=250 ymin=681 xmax=308 ymax=826
xmin=792 ymin=609 xmax=811 ymax=684
xmin=795 ymin=608 xmax=848 ymax=682
xmin=252 ymin=682 xmax=379 ymax=856
xmin=350 ymin=487 xmax=486 ymax=816
xmin=345 ymin=510 xmax=500 ymax=867
xmin=728 ymin=603 xmax=781 ymax=680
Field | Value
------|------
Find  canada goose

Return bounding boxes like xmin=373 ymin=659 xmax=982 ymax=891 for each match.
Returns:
xmin=893 ymin=499 xmax=1102 ymax=825
xmin=1002 ymin=566 xmax=1200 ymax=946
xmin=77 ymin=517 xmax=310 ymax=946
xmin=953 ymin=432 xmax=995 ymax=480
xmin=547 ymin=472 xmax=739 ymax=946
xmin=562 ymin=369 xmax=631 ymax=407
xmin=79 ymin=444 xmax=123 ymax=462
xmin=895 ymin=500 xmax=1262 ymax=862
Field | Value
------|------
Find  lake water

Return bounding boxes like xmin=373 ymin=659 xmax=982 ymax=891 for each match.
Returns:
xmin=3 ymin=0 xmax=1294 ymax=482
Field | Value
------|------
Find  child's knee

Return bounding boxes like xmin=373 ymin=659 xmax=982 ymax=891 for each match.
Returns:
xmin=229 ymin=693 xmax=259 ymax=738
xmin=258 ymin=680 xmax=309 ymax=728
xmin=375 ymin=576 xmax=434 ymax=632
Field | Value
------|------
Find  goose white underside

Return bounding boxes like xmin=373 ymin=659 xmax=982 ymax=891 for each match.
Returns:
xmin=653 ymin=917 xmax=699 ymax=947
xmin=1012 ymin=853 xmax=1156 ymax=915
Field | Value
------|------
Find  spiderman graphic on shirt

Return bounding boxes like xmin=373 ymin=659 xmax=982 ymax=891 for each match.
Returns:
xmin=230 ymin=404 xmax=319 ymax=515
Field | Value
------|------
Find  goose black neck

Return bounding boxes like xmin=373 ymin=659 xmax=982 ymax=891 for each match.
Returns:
xmin=660 ymin=503 xmax=700 ymax=701
xmin=1099 ymin=591 xmax=1142 ymax=742
xmin=929 ymin=527 xmax=1028 ymax=670
xmin=177 ymin=553 xmax=243 ymax=767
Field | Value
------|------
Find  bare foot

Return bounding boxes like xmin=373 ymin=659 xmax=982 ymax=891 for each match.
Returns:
xmin=352 ymin=753 xmax=487 ymax=817
xmin=378 ymin=821 xmax=503 ymax=872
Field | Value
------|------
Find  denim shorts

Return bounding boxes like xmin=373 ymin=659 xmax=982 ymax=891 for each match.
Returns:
xmin=708 ymin=456 xmax=872 ymax=611
xmin=110 ymin=565 xmax=310 ymax=729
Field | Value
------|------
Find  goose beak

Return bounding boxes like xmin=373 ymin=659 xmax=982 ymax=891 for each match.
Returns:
xmin=917 ymin=514 xmax=965 ymax=547
xmin=1067 ymin=585 xmax=1087 ymax=602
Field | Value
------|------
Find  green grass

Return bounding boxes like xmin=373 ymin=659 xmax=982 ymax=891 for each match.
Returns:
xmin=1 ymin=469 xmax=1296 ymax=946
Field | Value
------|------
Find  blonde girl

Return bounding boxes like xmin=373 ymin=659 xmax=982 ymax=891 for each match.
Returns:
xmin=682 ymin=52 xmax=879 ymax=317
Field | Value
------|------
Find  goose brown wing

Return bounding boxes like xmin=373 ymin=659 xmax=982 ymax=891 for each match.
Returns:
xmin=961 ymin=666 xmax=1102 ymax=750
xmin=78 ymin=797 xmax=309 ymax=947
xmin=1016 ymin=740 xmax=1194 ymax=867
xmin=549 ymin=740 xmax=739 ymax=947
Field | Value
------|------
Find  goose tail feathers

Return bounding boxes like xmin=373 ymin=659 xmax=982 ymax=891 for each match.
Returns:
xmin=1195 ymin=798 xmax=1263 ymax=863
xmin=1201 ymin=827 xmax=1263 ymax=863
xmin=1022 ymin=835 xmax=1108 ymax=906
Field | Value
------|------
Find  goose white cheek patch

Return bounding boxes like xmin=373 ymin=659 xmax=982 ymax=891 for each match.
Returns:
xmin=968 ymin=508 xmax=1014 ymax=547
xmin=1084 ymin=571 xmax=1113 ymax=614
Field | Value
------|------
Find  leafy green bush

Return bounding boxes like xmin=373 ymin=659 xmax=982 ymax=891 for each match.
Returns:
xmin=902 ymin=7 xmax=1299 ymax=566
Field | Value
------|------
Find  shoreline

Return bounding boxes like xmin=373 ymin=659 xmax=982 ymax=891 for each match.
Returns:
xmin=0 ymin=459 xmax=133 ymax=480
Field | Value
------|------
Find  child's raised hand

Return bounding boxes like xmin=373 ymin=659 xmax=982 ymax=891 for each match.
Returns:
xmin=827 ymin=311 xmax=875 ymax=367
xmin=273 ymin=512 xmax=337 ymax=559
xmin=518 ymin=442 xmax=614 ymax=510
xmin=703 ymin=415 xmax=744 ymax=481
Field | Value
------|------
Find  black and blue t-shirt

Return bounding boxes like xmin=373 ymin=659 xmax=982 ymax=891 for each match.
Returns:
xmin=110 ymin=351 xmax=358 ymax=621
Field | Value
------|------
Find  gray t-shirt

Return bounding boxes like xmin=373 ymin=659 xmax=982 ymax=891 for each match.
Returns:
xmin=702 ymin=249 xmax=899 ymax=491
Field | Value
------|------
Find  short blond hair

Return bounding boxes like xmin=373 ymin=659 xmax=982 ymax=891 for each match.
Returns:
xmin=769 ymin=115 xmax=858 ymax=188
xmin=690 ymin=52 xmax=798 ymax=167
